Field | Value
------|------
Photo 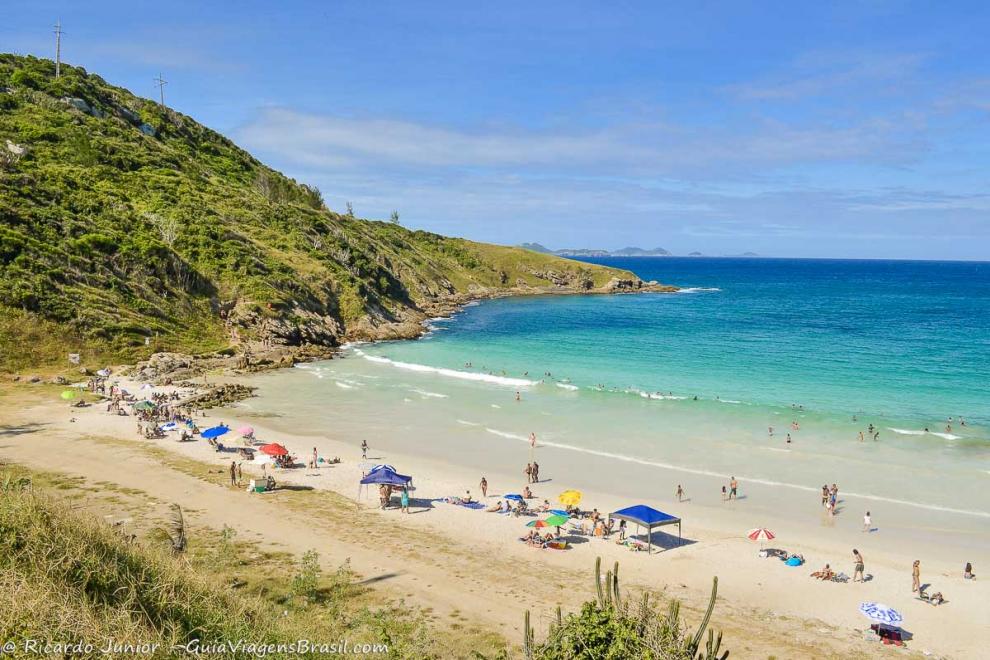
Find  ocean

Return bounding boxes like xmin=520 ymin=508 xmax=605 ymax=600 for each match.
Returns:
xmin=240 ymin=258 xmax=990 ymax=534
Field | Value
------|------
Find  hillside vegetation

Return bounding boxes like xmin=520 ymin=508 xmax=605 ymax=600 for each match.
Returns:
xmin=0 ymin=54 xmax=655 ymax=370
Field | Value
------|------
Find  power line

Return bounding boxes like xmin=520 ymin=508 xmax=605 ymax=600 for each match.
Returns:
xmin=154 ymin=72 xmax=168 ymax=107
xmin=54 ymin=19 xmax=64 ymax=79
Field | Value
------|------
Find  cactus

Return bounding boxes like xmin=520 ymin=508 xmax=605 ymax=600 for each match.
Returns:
xmin=594 ymin=556 xmax=605 ymax=606
xmin=687 ymin=577 xmax=720 ymax=657
xmin=555 ymin=605 xmax=562 ymax=629
xmin=523 ymin=610 xmax=534 ymax=659
xmin=612 ymin=561 xmax=621 ymax=608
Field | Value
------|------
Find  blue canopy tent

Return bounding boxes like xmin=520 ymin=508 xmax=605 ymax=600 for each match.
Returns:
xmin=610 ymin=505 xmax=681 ymax=553
xmin=360 ymin=466 xmax=412 ymax=486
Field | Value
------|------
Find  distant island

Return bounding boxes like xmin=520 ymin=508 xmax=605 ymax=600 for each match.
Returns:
xmin=520 ymin=243 xmax=672 ymax=257
xmin=520 ymin=244 xmax=758 ymax=258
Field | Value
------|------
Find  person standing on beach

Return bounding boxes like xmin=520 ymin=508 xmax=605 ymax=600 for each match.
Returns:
xmin=912 ymin=560 xmax=921 ymax=592
xmin=480 ymin=477 xmax=488 ymax=498
xmin=862 ymin=511 xmax=871 ymax=532
xmin=361 ymin=440 xmax=368 ymax=459
xmin=721 ymin=485 xmax=727 ymax=502
xmin=312 ymin=447 xmax=318 ymax=469
xmin=532 ymin=462 xmax=540 ymax=483
xmin=229 ymin=461 xmax=237 ymax=487
xmin=858 ymin=431 xmax=864 ymax=442
xmin=853 ymin=549 xmax=865 ymax=583
xmin=676 ymin=484 xmax=684 ymax=502
xmin=524 ymin=463 xmax=533 ymax=484
xmin=400 ymin=487 xmax=410 ymax=514
xmin=729 ymin=477 xmax=738 ymax=500
xmin=515 ymin=391 xmax=521 ymax=402
xmin=237 ymin=462 xmax=242 ymax=483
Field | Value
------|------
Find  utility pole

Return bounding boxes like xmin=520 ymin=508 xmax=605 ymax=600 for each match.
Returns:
xmin=54 ymin=19 xmax=64 ymax=79
xmin=154 ymin=72 xmax=167 ymax=107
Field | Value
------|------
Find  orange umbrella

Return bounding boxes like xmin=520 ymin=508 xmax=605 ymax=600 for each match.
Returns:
xmin=260 ymin=443 xmax=289 ymax=457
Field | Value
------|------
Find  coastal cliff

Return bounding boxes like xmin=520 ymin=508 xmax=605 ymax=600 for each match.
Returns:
xmin=0 ymin=55 xmax=672 ymax=371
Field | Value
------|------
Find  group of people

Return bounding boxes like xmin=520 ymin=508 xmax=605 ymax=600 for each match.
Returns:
xmin=378 ymin=484 xmax=411 ymax=513
xmin=523 ymin=461 xmax=540 ymax=483
xmin=821 ymin=483 xmax=839 ymax=515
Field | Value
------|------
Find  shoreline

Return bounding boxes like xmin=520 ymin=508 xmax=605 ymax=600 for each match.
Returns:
xmin=29 ymin=365 xmax=985 ymax=658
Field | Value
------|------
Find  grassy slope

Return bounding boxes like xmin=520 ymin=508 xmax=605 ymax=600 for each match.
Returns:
xmin=0 ymin=54 xmax=642 ymax=371
xmin=0 ymin=465 xmax=501 ymax=658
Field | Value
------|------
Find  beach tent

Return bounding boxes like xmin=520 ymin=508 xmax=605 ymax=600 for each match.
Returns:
xmin=360 ymin=465 xmax=412 ymax=486
xmin=610 ymin=505 xmax=681 ymax=553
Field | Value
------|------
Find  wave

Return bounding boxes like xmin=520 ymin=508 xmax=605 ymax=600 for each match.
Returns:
xmin=888 ymin=427 xmax=962 ymax=440
xmin=334 ymin=381 xmax=355 ymax=389
xmin=353 ymin=349 xmax=535 ymax=388
xmin=491 ymin=404 xmax=501 ymax=409
xmin=675 ymin=287 xmax=722 ymax=294
xmin=457 ymin=419 xmax=481 ymax=427
xmin=631 ymin=389 xmax=687 ymax=401
xmin=556 ymin=383 xmax=579 ymax=391
xmin=483 ymin=428 xmax=990 ymax=518
xmin=411 ymin=388 xmax=449 ymax=399
xmin=719 ymin=399 xmax=743 ymax=404
xmin=888 ymin=427 xmax=925 ymax=436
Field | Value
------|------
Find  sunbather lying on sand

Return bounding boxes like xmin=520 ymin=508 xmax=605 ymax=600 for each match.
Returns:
xmin=811 ymin=564 xmax=835 ymax=580
xmin=486 ymin=500 xmax=503 ymax=512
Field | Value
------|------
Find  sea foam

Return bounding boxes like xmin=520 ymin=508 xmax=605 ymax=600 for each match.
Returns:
xmin=354 ymin=349 xmax=535 ymax=388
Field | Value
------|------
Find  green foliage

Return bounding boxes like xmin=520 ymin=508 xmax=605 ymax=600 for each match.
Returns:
xmin=0 ymin=53 xmax=641 ymax=369
xmin=291 ymin=549 xmax=323 ymax=604
xmin=525 ymin=558 xmax=728 ymax=660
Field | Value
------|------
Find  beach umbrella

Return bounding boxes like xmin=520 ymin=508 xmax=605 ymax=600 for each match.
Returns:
xmin=159 ymin=422 xmax=177 ymax=431
xmin=549 ymin=509 xmax=570 ymax=517
xmin=859 ymin=602 xmax=903 ymax=626
xmin=747 ymin=528 xmax=775 ymax=542
xmin=132 ymin=400 xmax=155 ymax=411
xmin=260 ymin=443 xmax=289 ymax=457
xmin=201 ymin=425 xmax=229 ymax=439
xmin=544 ymin=514 xmax=570 ymax=527
xmin=558 ymin=490 xmax=582 ymax=507
xmin=60 ymin=390 xmax=76 ymax=400
xmin=505 ymin=493 xmax=524 ymax=502
xmin=526 ymin=519 xmax=551 ymax=528
xmin=238 ymin=425 xmax=254 ymax=437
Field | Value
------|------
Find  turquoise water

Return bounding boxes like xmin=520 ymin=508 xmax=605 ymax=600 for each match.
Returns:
xmin=381 ymin=258 xmax=990 ymax=428
xmin=244 ymin=258 xmax=990 ymax=523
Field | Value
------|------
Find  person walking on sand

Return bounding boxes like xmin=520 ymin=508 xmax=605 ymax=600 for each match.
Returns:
xmin=361 ymin=440 xmax=368 ymax=459
xmin=480 ymin=476 xmax=488 ymax=498
xmin=912 ymin=560 xmax=921 ymax=592
xmin=729 ymin=476 xmax=738 ymax=500
xmin=862 ymin=510 xmax=871 ymax=532
xmin=237 ymin=462 xmax=242 ymax=482
xmin=229 ymin=461 xmax=237 ymax=487
xmin=853 ymin=549 xmax=865 ymax=583
xmin=676 ymin=484 xmax=684 ymax=502
xmin=400 ymin=487 xmax=410 ymax=514
xmin=312 ymin=447 xmax=318 ymax=469
xmin=515 ymin=391 xmax=521 ymax=402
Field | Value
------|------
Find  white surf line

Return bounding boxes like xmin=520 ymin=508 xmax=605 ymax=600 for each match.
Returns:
xmin=353 ymin=349 xmax=535 ymax=388
xmin=485 ymin=429 xmax=990 ymax=519
xmin=411 ymin=389 xmax=449 ymax=399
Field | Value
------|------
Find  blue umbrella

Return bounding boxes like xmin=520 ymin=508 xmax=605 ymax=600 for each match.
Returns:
xmin=201 ymin=425 xmax=229 ymax=439
xmin=505 ymin=494 xmax=524 ymax=502
xmin=859 ymin=602 xmax=903 ymax=626
xmin=549 ymin=509 xmax=570 ymax=516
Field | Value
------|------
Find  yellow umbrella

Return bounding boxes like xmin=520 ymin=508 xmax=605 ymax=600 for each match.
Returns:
xmin=558 ymin=490 xmax=582 ymax=507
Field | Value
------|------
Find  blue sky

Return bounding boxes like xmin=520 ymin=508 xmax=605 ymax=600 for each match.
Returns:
xmin=3 ymin=1 xmax=989 ymax=259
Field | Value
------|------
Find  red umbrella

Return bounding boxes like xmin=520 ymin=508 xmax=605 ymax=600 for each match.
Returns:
xmin=260 ymin=443 xmax=289 ymax=457
xmin=747 ymin=527 xmax=775 ymax=543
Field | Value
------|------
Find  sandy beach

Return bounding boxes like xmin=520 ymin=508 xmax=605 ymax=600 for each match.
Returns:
xmin=3 ymin=374 xmax=986 ymax=660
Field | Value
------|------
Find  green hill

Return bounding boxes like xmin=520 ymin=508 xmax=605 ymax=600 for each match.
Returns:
xmin=0 ymin=54 xmax=659 ymax=371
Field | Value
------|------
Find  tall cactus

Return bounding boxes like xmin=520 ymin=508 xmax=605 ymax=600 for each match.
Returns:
xmin=523 ymin=610 xmax=534 ymax=659
xmin=687 ymin=577 xmax=720 ymax=657
xmin=612 ymin=561 xmax=621 ymax=608
xmin=594 ymin=556 xmax=605 ymax=606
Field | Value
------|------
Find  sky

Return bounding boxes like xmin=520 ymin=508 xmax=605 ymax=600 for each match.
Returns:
xmin=2 ymin=1 xmax=989 ymax=260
